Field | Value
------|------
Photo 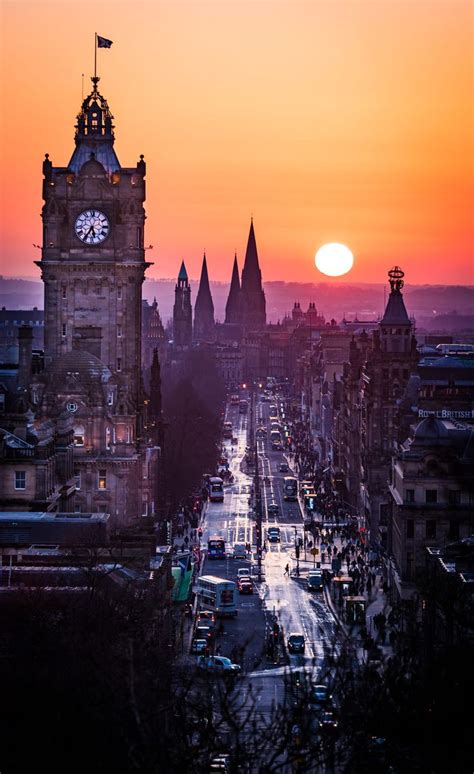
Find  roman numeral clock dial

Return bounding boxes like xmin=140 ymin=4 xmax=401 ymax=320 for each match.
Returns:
xmin=75 ymin=209 xmax=110 ymax=244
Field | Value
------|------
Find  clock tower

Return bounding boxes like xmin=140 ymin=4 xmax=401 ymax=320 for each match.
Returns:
xmin=35 ymin=77 xmax=157 ymax=524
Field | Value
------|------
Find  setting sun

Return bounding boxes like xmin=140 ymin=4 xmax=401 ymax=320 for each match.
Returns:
xmin=315 ymin=243 xmax=354 ymax=277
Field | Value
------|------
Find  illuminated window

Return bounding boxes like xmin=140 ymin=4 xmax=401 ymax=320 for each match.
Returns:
xmin=74 ymin=425 xmax=85 ymax=446
xmin=74 ymin=468 xmax=81 ymax=490
xmin=98 ymin=469 xmax=107 ymax=490
xmin=15 ymin=471 xmax=26 ymax=490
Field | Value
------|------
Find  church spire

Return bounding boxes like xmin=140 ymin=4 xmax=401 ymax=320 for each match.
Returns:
xmin=225 ymin=253 xmax=241 ymax=325
xmin=194 ymin=253 xmax=215 ymax=342
xmin=241 ymin=218 xmax=262 ymax=293
xmin=240 ymin=219 xmax=266 ymax=331
xmin=68 ymin=77 xmax=120 ymax=177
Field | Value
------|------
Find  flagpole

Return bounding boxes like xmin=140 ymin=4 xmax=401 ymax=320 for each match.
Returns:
xmin=94 ymin=32 xmax=97 ymax=80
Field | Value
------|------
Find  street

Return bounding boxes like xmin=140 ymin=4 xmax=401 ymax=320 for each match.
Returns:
xmin=198 ymin=394 xmax=340 ymax=722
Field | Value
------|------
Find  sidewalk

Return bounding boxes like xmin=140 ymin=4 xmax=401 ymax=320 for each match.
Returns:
xmin=288 ymin=535 xmax=395 ymax=666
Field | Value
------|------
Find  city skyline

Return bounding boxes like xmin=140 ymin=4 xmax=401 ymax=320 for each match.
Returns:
xmin=1 ymin=0 xmax=473 ymax=285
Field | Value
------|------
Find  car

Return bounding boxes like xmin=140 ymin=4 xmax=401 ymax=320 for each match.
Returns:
xmin=267 ymin=503 xmax=279 ymax=516
xmin=309 ymin=684 xmax=332 ymax=707
xmin=256 ymin=426 xmax=267 ymax=437
xmin=195 ymin=625 xmax=213 ymax=641
xmin=267 ymin=527 xmax=281 ymax=543
xmin=197 ymin=610 xmax=216 ymax=627
xmin=233 ymin=543 xmax=247 ymax=559
xmin=237 ymin=567 xmax=250 ymax=579
xmin=279 ymin=462 xmax=289 ymax=473
xmin=307 ymin=571 xmax=323 ymax=591
xmin=197 ymin=655 xmax=241 ymax=673
xmin=238 ymin=579 xmax=253 ymax=594
xmin=317 ymin=710 xmax=338 ymax=730
xmin=287 ymin=633 xmax=305 ymax=653
xmin=190 ymin=638 xmax=209 ymax=655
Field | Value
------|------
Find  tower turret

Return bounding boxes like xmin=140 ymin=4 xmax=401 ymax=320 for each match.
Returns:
xmin=194 ymin=253 xmax=215 ymax=342
xmin=379 ymin=266 xmax=413 ymax=353
xmin=173 ymin=261 xmax=192 ymax=347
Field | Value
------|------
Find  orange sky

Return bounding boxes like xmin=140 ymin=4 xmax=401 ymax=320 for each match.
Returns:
xmin=1 ymin=0 xmax=473 ymax=285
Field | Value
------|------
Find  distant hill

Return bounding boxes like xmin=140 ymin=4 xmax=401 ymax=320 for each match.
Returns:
xmin=1 ymin=275 xmax=473 ymax=326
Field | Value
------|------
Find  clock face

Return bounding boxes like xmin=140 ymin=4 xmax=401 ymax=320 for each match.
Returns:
xmin=75 ymin=209 xmax=110 ymax=244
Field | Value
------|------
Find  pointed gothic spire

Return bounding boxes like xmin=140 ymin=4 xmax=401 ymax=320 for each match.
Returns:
xmin=240 ymin=219 xmax=266 ymax=331
xmin=225 ymin=253 xmax=242 ymax=325
xmin=194 ymin=253 xmax=215 ymax=342
xmin=241 ymin=218 xmax=262 ymax=293
xmin=178 ymin=261 xmax=189 ymax=285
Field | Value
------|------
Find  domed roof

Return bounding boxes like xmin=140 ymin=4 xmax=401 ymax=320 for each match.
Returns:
xmin=50 ymin=350 xmax=111 ymax=386
xmin=412 ymin=415 xmax=448 ymax=446
xmin=79 ymin=155 xmax=107 ymax=177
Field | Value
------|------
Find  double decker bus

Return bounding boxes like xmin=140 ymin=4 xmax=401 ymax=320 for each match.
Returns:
xmin=196 ymin=575 xmax=238 ymax=617
xmin=208 ymin=476 xmax=224 ymax=502
xmin=207 ymin=535 xmax=226 ymax=559
xmin=283 ymin=476 xmax=298 ymax=501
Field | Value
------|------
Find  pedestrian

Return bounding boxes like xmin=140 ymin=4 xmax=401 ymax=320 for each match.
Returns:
xmin=284 ymin=563 xmax=290 ymax=576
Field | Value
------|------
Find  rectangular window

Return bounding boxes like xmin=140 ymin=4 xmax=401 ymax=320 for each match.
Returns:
xmin=98 ymin=469 xmax=107 ymax=490
xmin=74 ymin=468 xmax=81 ymax=490
xmin=117 ymin=358 xmax=122 ymax=372
xmin=117 ymin=324 xmax=122 ymax=338
xmin=15 ymin=471 xmax=26 ymax=490
xmin=426 ymin=520 xmax=436 ymax=539
xmin=406 ymin=551 xmax=414 ymax=581
xmin=61 ymin=323 xmax=66 ymax=337
xmin=107 ymin=392 xmax=114 ymax=406
xmin=449 ymin=520 xmax=460 ymax=540
xmin=406 ymin=519 xmax=414 ymax=539
xmin=448 ymin=490 xmax=461 ymax=506
xmin=117 ymin=286 xmax=122 ymax=300
xmin=405 ymin=489 xmax=415 ymax=503
xmin=425 ymin=489 xmax=437 ymax=504
xmin=136 ymin=227 xmax=143 ymax=248
xmin=62 ymin=286 xmax=67 ymax=299
xmin=0 ymin=394 xmax=5 ymax=412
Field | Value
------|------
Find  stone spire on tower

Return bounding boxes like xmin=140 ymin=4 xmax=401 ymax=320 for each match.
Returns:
xmin=173 ymin=261 xmax=192 ymax=347
xmin=240 ymin=219 xmax=266 ymax=331
xmin=68 ymin=77 xmax=121 ymax=177
xmin=379 ymin=266 xmax=414 ymax=354
xmin=225 ymin=253 xmax=242 ymax=325
xmin=194 ymin=253 xmax=215 ymax=342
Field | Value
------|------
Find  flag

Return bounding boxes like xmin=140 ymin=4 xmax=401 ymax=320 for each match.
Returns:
xmin=97 ymin=35 xmax=113 ymax=48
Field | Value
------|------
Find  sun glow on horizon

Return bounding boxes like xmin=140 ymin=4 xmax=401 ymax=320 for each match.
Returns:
xmin=315 ymin=243 xmax=354 ymax=277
